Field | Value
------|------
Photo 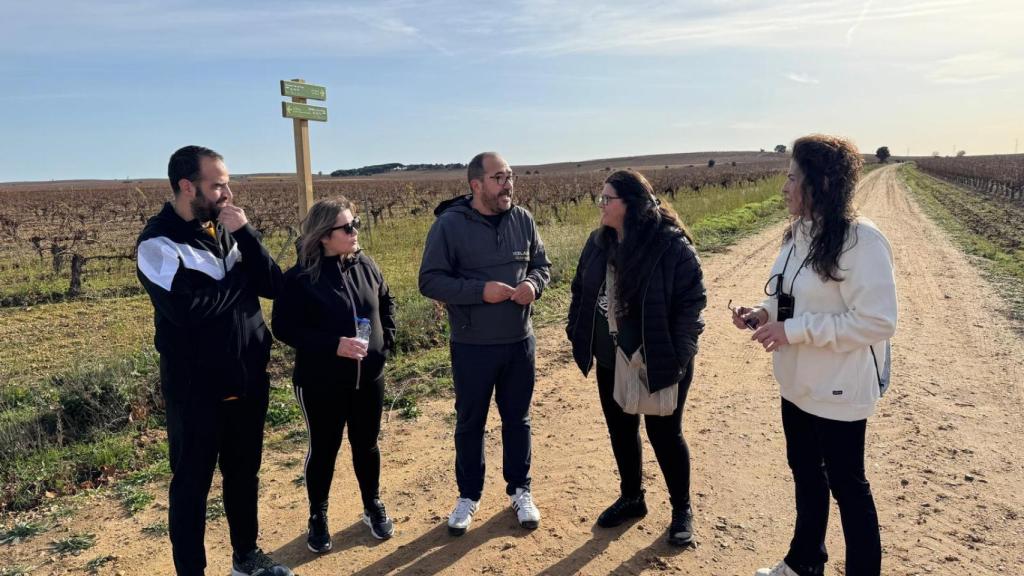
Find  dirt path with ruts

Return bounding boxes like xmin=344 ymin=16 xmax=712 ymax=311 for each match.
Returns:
xmin=4 ymin=165 xmax=1022 ymax=575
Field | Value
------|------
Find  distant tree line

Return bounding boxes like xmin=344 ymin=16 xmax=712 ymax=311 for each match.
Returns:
xmin=331 ymin=162 xmax=466 ymax=177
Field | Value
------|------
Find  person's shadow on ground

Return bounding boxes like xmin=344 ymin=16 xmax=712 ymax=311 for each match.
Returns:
xmin=269 ymin=511 xmax=536 ymax=575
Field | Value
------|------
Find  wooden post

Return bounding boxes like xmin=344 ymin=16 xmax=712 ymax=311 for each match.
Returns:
xmin=290 ymin=79 xmax=314 ymax=221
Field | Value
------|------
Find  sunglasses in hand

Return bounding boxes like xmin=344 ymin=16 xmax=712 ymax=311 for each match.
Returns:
xmin=727 ymin=299 xmax=760 ymax=330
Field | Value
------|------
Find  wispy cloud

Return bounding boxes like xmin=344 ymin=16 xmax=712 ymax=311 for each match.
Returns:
xmin=925 ymin=51 xmax=1024 ymax=84
xmin=5 ymin=0 xmax=988 ymax=60
xmin=846 ymin=0 xmax=875 ymax=46
xmin=785 ymin=73 xmax=820 ymax=85
xmin=501 ymin=0 xmax=976 ymax=56
xmin=2 ymin=0 xmax=460 ymax=57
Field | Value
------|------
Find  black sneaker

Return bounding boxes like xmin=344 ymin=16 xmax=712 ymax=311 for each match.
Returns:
xmin=362 ymin=499 xmax=395 ymax=540
xmin=231 ymin=548 xmax=294 ymax=576
xmin=667 ymin=506 xmax=694 ymax=547
xmin=307 ymin=511 xmax=332 ymax=553
xmin=596 ymin=493 xmax=648 ymax=528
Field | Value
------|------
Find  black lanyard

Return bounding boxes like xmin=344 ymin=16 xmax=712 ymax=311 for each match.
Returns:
xmin=765 ymin=243 xmax=811 ymax=298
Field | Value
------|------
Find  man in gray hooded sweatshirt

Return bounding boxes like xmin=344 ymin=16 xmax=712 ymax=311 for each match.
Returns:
xmin=419 ymin=151 xmax=551 ymax=536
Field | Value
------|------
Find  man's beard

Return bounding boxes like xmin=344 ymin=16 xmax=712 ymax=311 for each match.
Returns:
xmin=190 ymin=194 xmax=220 ymax=222
xmin=486 ymin=191 xmax=512 ymax=213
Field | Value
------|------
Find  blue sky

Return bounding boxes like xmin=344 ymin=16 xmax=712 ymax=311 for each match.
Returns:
xmin=2 ymin=0 xmax=1022 ymax=181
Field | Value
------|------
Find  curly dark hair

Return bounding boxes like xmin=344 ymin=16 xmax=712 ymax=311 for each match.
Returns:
xmin=602 ymin=169 xmax=693 ymax=315
xmin=785 ymin=134 xmax=863 ymax=282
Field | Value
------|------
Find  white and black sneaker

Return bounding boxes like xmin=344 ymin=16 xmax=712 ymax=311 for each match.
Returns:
xmin=231 ymin=548 xmax=294 ymax=576
xmin=307 ymin=511 xmax=332 ymax=553
xmin=447 ymin=497 xmax=479 ymax=536
xmin=509 ymin=488 xmax=540 ymax=530
xmin=363 ymin=499 xmax=395 ymax=540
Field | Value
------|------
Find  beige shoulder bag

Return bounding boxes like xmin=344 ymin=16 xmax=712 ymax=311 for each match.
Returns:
xmin=606 ymin=266 xmax=678 ymax=416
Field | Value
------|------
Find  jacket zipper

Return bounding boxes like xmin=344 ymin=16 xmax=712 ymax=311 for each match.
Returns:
xmin=640 ymin=249 xmax=668 ymax=388
xmin=585 ymin=282 xmax=599 ymax=374
xmin=223 ymin=232 xmax=244 ymax=390
xmin=578 ymin=249 xmax=598 ymax=374
xmin=339 ymin=261 xmax=362 ymax=390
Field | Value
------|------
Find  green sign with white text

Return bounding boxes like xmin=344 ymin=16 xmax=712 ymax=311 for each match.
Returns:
xmin=282 ymin=102 xmax=328 ymax=122
xmin=280 ymin=80 xmax=327 ymax=101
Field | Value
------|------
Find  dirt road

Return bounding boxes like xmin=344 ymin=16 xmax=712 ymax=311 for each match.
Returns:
xmin=5 ymin=165 xmax=1022 ymax=575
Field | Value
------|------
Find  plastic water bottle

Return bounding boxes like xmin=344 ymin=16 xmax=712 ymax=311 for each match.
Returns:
xmin=355 ymin=317 xmax=371 ymax=346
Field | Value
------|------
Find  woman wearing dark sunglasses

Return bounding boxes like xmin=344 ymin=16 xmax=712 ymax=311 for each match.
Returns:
xmin=731 ymin=135 xmax=897 ymax=576
xmin=566 ymin=169 xmax=707 ymax=547
xmin=272 ymin=197 xmax=398 ymax=551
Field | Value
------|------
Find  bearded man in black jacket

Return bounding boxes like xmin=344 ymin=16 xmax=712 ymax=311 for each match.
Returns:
xmin=136 ymin=145 xmax=292 ymax=576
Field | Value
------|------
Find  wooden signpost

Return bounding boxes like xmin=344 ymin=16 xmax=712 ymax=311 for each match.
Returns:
xmin=280 ymin=79 xmax=327 ymax=219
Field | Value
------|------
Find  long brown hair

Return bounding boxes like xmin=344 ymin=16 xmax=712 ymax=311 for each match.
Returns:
xmin=602 ymin=169 xmax=693 ymax=315
xmin=298 ymin=197 xmax=356 ymax=284
xmin=786 ymin=134 xmax=863 ymax=281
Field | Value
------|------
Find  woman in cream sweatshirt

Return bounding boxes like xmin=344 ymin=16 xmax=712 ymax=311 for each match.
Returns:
xmin=732 ymin=135 xmax=897 ymax=576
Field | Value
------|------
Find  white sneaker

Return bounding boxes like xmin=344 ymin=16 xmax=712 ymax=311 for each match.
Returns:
xmin=754 ymin=561 xmax=800 ymax=576
xmin=510 ymin=488 xmax=541 ymax=529
xmin=447 ymin=497 xmax=479 ymax=536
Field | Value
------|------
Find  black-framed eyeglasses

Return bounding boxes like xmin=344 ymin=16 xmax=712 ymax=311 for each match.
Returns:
xmin=596 ymin=194 xmax=621 ymax=207
xmin=488 ymin=173 xmax=515 ymax=186
xmin=329 ymin=217 xmax=361 ymax=235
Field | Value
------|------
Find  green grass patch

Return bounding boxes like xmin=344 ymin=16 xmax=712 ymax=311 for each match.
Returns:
xmin=0 ymin=296 xmax=155 ymax=389
xmin=383 ymin=346 xmax=453 ymax=410
xmin=0 ymin=433 xmax=154 ymax=511
xmin=116 ymin=484 xmax=154 ymax=515
xmin=206 ymin=496 xmax=225 ymax=521
xmin=0 ymin=521 xmax=47 ymax=545
xmin=691 ymin=195 xmax=786 ymax=252
xmin=0 ymin=566 xmax=32 ymax=576
xmin=265 ymin=384 xmax=302 ymax=428
xmin=50 ymin=532 xmax=96 ymax=555
xmin=0 ymin=349 xmax=161 ymax=464
xmin=141 ymin=521 xmax=169 ymax=537
xmin=86 ymin=554 xmax=117 ymax=573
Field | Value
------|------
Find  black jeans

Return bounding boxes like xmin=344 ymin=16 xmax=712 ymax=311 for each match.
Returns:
xmin=450 ymin=335 xmax=535 ymax=501
xmin=163 ymin=371 xmax=269 ymax=576
xmin=595 ymin=361 xmax=692 ymax=510
xmin=781 ymin=398 xmax=881 ymax=576
xmin=293 ymin=375 xmax=385 ymax=514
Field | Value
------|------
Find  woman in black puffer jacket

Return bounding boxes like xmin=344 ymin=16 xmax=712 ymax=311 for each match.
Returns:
xmin=272 ymin=197 xmax=397 ymax=552
xmin=566 ymin=169 xmax=706 ymax=546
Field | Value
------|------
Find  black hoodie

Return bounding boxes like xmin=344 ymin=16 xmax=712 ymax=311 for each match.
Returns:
xmin=418 ymin=195 xmax=551 ymax=345
xmin=272 ymin=252 xmax=396 ymax=389
xmin=136 ymin=202 xmax=283 ymax=400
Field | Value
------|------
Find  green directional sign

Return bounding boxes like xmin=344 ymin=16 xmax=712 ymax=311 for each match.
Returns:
xmin=282 ymin=102 xmax=328 ymax=122
xmin=280 ymin=80 xmax=327 ymax=101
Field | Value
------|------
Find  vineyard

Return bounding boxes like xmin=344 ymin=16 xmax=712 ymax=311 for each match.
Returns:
xmin=916 ymin=154 xmax=1024 ymax=201
xmin=0 ymin=157 xmax=786 ymax=307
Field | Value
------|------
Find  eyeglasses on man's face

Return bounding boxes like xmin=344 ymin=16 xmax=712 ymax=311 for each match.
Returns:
xmin=596 ymin=194 xmax=621 ymax=207
xmin=488 ymin=173 xmax=515 ymax=186
xmin=329 ymin=216 xmax=361 ymax=235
